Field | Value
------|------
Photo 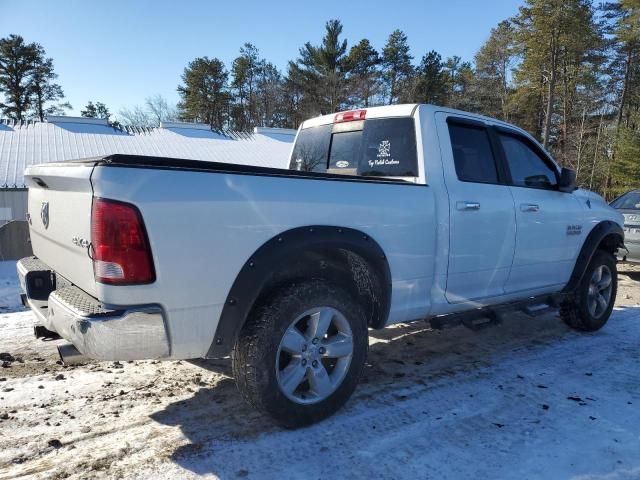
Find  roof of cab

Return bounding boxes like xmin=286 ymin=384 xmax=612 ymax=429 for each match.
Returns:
xmin=301 ymin=103 xmax=527 ymax=134
xmin=301 ymin=104 xmax=419 ymax=129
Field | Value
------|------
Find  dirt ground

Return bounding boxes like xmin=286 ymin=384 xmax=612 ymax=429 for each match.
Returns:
xmin=0 ymin=264 xmax=639 ymax=479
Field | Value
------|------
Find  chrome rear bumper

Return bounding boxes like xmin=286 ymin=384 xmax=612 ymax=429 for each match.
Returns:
xmin=17 ymin=256 xmax=169 ymax=361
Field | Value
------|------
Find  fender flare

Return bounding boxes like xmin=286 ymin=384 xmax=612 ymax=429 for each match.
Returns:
xmin=206 ymin=226 xmax=392 ymax=358
xmin=562 ymin=220 xmax=624 ymax=294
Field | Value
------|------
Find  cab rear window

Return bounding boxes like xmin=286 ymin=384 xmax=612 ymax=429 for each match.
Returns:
xmin=289 ymin=118 xmax=418 ymax=178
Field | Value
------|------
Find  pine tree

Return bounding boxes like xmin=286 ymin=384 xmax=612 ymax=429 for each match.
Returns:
xmin=412 ymin=50 xmax=448 ymax=105
xmin=81 ymin=101 xmax=111 ymax=119
xmin=0 ymin=34 xmax=37 ymax=120
xmin=512 ymin=0 xmax=602 ymax=149
xmin=474 ymin=20 xmax=516 ymax=120
xmin=256 ymin=62 xmax=286 ymax=127
xmin=603 ymin=0 xmax=640 ymax=196
xmin=30 ymin=44 xmax=70 ymax=120
xmin=231 ymin=43 xmax=261 ymax=130
xmin=381 ymin=30 xmax=413 ymax=104
xmin=177 ymin=56 xmax=230 ymax=130
xmin=290 ymin=19 xmax=349 ymax=115
xmin=345 ymin=39 xmax=381 ymax=107
xmin=0 ymin=35 xmax=69 ymax=121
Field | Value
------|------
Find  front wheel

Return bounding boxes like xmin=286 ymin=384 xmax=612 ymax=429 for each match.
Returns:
xmin=561 ymin=249 xmax=617 ymax=331
xmin=231 ymin=280 xmax=368 ymax=428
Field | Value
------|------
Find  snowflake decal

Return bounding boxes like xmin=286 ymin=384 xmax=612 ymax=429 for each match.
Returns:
xmin=378 ymin=140 xmax=391 ymax=157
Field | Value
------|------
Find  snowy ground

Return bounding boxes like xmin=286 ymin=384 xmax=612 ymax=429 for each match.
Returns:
xmin=1 ymin=261 xmax=640 ymax=479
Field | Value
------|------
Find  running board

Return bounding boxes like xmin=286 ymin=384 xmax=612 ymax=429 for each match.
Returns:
xmin=522 ymin=303 xmax=554 ymax=317
xmin=427 ymin=293 xmax=563 ymax=331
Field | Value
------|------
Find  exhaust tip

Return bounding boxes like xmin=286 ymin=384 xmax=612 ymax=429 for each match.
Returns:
xmin=34 ymin=325 xmax=61 ymax=340
xmin=57 ymin=343 xmax=87 ymax=365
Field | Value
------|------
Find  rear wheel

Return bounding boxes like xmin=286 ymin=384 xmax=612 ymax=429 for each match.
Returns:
xmin=561 ymin=249 xmax=617 ymax=331
xmin=231 ymin=280 xmax=368 ymax=428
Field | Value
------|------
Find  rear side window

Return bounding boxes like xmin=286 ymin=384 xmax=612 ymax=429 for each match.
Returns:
xmin=499 ymin=133 xmax=558 ymax=189
xmin=359 ymin=118 xmax=418 ymax=177
xmin=448 ymin=123 xmax=499 ymax=184
xmin=289 ymin=124 xmax=331 ymax=173
xmin=289 ymin=118 xmax=418 ymax=177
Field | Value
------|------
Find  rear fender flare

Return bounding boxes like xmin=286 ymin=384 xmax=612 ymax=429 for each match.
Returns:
xmin=206 ymin=226 xmax=392 ymax=358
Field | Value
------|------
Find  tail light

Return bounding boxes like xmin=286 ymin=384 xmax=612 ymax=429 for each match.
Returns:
xmin=91 ymin=198 xmax=155 ymax=285
xmin=334 ymin=109 xmax=366 ymax=123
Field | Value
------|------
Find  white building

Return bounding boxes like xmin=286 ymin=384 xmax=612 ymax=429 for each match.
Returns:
xmin=0 ymin=116 xmax=296 ymax=226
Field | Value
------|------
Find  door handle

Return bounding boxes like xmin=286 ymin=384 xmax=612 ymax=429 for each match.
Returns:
xmin=520 ymin=203 xmax=540 ymax=212
xmin=457 ymin=201 xmax=481 ymax=211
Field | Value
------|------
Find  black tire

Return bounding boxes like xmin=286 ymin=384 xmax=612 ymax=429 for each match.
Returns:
xmin=231 ymin=280 xmax=368 ymax=428
xmin=560 ymin=249 xmax=617 ymax=331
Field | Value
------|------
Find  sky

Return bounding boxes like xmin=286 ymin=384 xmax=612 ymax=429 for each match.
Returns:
xmin=0 ymin=0 xmax=524 ymax=117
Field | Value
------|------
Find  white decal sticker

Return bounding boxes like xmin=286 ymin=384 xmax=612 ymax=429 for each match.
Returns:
xmin=368 ymin=139 xmax=400 ymax=167
xmin=336 ymin=161 xmax=349 ymax=168
xmin=378 ymin=140 xmax=391 ymax=158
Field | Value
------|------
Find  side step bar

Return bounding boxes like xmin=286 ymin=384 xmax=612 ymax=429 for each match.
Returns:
xmin=428 ymin=293 xmax=563 ymax=331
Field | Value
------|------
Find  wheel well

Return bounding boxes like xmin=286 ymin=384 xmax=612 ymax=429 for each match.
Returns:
xmin=206 ymin=226 xmax=392 ymax=358
xmin=251 ymin=246 xmax=388 ymax=328
xmin=597 ymin=232 xmax=623 ymax=255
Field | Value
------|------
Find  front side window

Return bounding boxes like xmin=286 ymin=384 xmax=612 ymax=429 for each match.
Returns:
xmin=448 ymin=123 xmax=499 ymax=184
xmin=499 ymin=134 xmax=558 ymax=189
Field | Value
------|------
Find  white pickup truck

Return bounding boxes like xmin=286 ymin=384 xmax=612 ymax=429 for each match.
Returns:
xmin=18 ymin=104 xmax=624 ymax=427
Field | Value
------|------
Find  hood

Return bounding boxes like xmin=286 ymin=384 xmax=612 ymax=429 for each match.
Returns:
xmin=574 ymin=188 xmax=607 ymax=207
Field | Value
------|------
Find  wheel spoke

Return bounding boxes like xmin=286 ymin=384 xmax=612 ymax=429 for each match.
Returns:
xmin=597 ymin=272 xmax=611 ymax=291
xmin=322 ymin=334 xmax=353 ymax=358
xmin=308 ymin=364 xmax=333 ymax=397
xmin=281 ymin=327 xmax=306 ymax=354
xmin=596 ymin=293 xmax=608 ymax=314
xmin=592 ymin=266 xmax=603 ymax=284
xmin=307 ymin=308 xmax=333 ymax=340
xmin=279 ymin=359 xmax=307 ymax=394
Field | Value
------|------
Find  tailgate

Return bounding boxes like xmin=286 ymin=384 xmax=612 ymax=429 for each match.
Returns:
xmin=25 ymin=162 xmax=98 ymax=297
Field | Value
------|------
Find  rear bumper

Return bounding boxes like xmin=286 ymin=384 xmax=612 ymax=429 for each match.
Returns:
xmin=17 ymin=256 xmax=170 ymax=361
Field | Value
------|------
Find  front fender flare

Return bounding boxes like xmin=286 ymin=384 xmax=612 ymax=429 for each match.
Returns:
xmin=562 ymin=221 xmax=624 ymax=294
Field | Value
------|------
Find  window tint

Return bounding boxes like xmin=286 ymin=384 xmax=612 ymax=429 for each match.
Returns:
xmin=448 ymin=123 xmax=499 ymax=184
xmin=289 ymin=118 xmax=418 ymax=178
xmin=289 ymin=124 xmax=331 ymax=172
xmin=611 ymin=192 xmax=640 ymax=210
xmin=329 ymin=131 xmax=361 ymax=170
xmin=359 ymin=118 xmax=418 ymax=177
xmin=499 ymin=134 xmax=558 ymax=189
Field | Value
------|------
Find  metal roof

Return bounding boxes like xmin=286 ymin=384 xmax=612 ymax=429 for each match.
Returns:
xmin=0 ymin=117 xmax=296 ymax=188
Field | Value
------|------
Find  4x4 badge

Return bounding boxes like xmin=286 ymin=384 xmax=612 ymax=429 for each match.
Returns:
xmin=40 ymin=202 xmax=49 ymax=229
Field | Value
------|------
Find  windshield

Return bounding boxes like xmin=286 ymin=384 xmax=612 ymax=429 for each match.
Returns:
xmin=611 ymin=192 xmax=640 ymax=210
xmin=289 ymin=117 xmax=418 ymax=178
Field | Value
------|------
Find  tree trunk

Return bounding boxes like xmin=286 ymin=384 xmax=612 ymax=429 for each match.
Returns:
xmin=589 ymin=112 xmax=604 ymax=191
xmin=575 ymin=107 xmax=587 ymax=178
xmin=616 ymin=48 xmax=633 ymax=128
xmin=542 ymin=32 xmax=559 ymax=149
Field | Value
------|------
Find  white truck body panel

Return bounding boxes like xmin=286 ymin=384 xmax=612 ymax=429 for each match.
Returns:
xmin=22 ymin=104 xmax=624 ymax=360
xmin=25 ymin=163 xmax=97 ymax=297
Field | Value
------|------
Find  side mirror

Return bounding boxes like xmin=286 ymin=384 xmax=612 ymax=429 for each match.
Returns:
xmin=558 ymin=167 xmax=577 ymax=193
